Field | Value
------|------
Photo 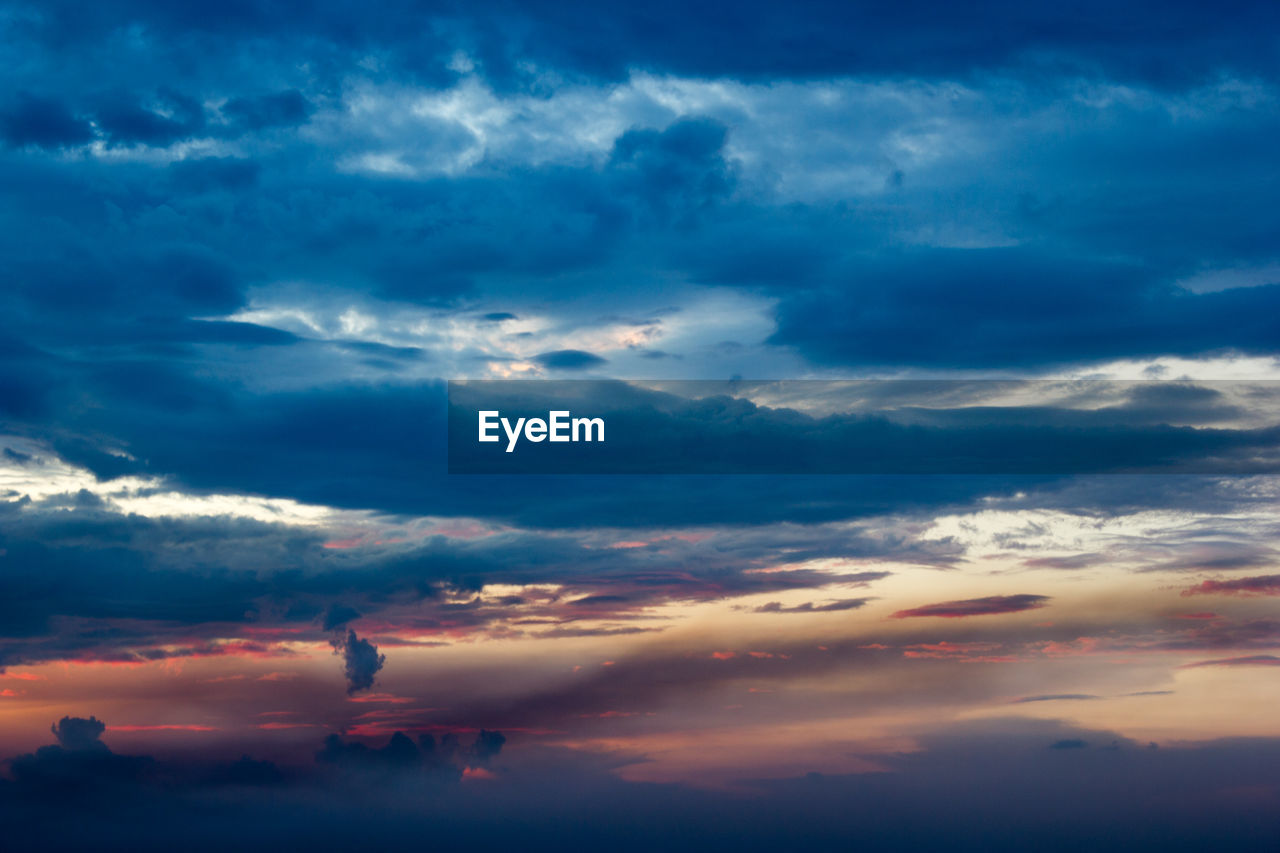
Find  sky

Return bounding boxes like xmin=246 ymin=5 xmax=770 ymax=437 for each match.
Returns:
xmin=1 ymin=2 xmax=1280 ymax=849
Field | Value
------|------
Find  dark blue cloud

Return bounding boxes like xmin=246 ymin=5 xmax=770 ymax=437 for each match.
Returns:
xmin=0 ymin=93 xmax=93 ymax=149
xmin=2 ymin=72 xmax=1277 ymax=370
xmin=771 ymin=249 xmax=1280 ymax=367
xmin=532 ymin=350 xmax=607 ymax=370
xmin=93 ymin=88 xmax=206 ymax=147
xmin=168 ymin=156 xmax=262 ymax=192
xmin=449 ymin=381 xmax=1280 ymax=474
xmin=8 ymin=716 xmax=156 ymax=796
xmin=322 ymin=603 xmax=362 ymax=631
xmin=15 ymin=370 xmax=1264 ymax=532
xmin=221 ymin=89 xmax=312 ymax=131
xmin=0 ymin=480 xmax=935 ymax=666
xmin=9 ymin=1 xmax=1280 ymax=89
xmin=5 ymin=369 xmax=1067 ymax=524
xmin=609 ymin=118 xmax=735 ymax=222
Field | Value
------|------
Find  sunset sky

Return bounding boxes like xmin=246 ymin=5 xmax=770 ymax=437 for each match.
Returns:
xmin=2 ymin=2 xmax=1280 ymax=849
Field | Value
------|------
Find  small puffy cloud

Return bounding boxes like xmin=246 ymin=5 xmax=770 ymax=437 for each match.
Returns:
xmin=316 ymin=729 xmax=504 ymax=775
xmin=331 ymin=629 xmax=386 ymax=694
xmin=469 ymin=729 xmax=506 ymax=767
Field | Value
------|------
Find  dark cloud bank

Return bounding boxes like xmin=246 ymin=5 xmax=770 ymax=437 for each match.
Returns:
xmin=2 ymin=715 xmax=1278 ymax=852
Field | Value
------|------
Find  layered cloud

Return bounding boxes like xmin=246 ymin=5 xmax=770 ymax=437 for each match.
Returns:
xmin=1 ymin=2 xmax=1279 ymax=846
xmin=1183 ymin=574 xmax=1280 ymax=597
xmin=4 ymin=713 xmax=1279 ymax=853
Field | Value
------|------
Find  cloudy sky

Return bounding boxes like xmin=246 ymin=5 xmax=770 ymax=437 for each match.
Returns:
xmin=1 ymin=2 xmax=1279 ymax=849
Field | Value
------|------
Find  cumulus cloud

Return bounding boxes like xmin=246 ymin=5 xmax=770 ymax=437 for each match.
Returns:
xmin=315 ymin=728 xmax=505 ymax=776
xmin=8 ymin=716 xmax=155 ymax=794
xmin=51 ymin=715 xmax=108 ymax=751
xmin=331 ymin=630 xmax=386 ymax=695
xmin=469 ymin=729 xmax=507 ymax=767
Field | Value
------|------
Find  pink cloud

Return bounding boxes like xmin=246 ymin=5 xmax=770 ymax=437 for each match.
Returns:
xmin=109 ymin=724 xmax=219 ymax=732
xmin=257 ymin=671 xmax=299 ymax=681
xmin=1182 ymin=575 xmax=1280 ymax=597
xmin=347 ymin=693 xmax=415 ymax=704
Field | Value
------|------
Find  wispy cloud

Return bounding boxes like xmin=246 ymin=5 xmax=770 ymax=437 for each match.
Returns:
xmin=892 ymin=595 xmax=1050 ymax=619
